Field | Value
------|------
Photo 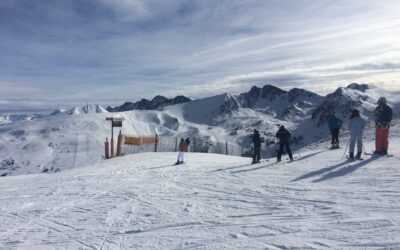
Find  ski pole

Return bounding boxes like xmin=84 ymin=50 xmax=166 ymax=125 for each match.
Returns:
xmin=362 ymin=144 xmax=368 ymax=155
xmin=342 ymin=140 xmax=350 ymax=160
xmin=324 ymin=139 xmax=330 ymax=149
xmin=296 ymin=147 xmax=302 ymax=158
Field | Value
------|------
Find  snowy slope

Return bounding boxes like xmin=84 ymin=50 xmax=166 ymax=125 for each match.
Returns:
xmin=0 ymin=125 xmax=399 ymax=249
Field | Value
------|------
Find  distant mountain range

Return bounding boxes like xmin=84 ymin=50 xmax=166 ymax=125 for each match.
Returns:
xmin=106 ymin=95 xmax=192 ymax=112
xmin=1 ymin=82 xmax=399 ymax=176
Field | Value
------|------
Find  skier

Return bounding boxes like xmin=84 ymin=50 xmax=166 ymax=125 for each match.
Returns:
xmin=251 ymin=129 xmax=261 ymax=164
xmin=185 ymin=137 xmax=191 ymax=152
xmin=374 ymin=97 xmax=393 ymax=155
xmin=276 ymin=126 xmax=293 ymax=162
xmin=328 ymin=112 xmax=342 ymax=149
xmin=175 ymin=138 xmax=187 ymax=165
xmin=348 ymin=109 xmax=365 ymax=160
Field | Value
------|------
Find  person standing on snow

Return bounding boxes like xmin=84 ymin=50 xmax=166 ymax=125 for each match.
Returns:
xmin=276 ymin=126 xmax=293 ymax=162
xmin=175 ymin=138 xmax=187 ymax=165
xmin=348 ymin=109 xmax=365 ymax=160
xmin=251 ymin=129 xmax=261 ymax=164
xmin=374 ymin=97 xmax=393 ymax=155
xmin=328 ymin=112 xmax=343 ymax=149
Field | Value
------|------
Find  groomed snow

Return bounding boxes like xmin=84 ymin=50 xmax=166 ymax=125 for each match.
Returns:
xmin=0 ymin=126 xmax=399 ymax=249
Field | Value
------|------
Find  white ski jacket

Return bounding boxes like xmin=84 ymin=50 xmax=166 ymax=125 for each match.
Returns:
xmin=348 ymin=117 xmax=366 ymax=136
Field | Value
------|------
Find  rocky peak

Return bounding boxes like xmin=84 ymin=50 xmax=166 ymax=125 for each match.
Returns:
xmin=108 ymin=95 xmax=192 ymax=112
xmin=261 ymin=85 xmax=286 ymax=99
xmin=287 ymin=88 xmax=320 ymax=102
xmin=347 ymin=83 xmax=369 ymax=92
xmin=172 ymin=95 xmax=192 ymax=105
xmin=151 ymin=95 xmax=169 ymax=107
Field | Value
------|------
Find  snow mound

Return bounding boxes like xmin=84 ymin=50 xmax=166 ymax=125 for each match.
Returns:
xmin=68 ymin=104 xmax=109 ymax=115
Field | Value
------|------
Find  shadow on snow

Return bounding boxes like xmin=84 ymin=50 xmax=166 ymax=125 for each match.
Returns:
xmin=312 ymin=156 xmax=379 ymax=183
xmin=292 ymin=155 xmax=379 ymax=182
xmin=231 ymin=150 xmax=329 ymax=174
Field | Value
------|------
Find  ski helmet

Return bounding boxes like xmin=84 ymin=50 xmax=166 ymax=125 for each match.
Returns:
xmin=377 ymin=97 xmax=387 ymax=105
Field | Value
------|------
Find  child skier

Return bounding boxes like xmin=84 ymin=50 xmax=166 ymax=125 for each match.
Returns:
xmin=348 ymin=109 xmax=365 ymax=160
xmin=175 ymin=138 xmax=187 ymax=165
xmin=276 ymin=126 xmax=293 ymax=162
xmin=374 ymin=97 xmax=393 ymax=155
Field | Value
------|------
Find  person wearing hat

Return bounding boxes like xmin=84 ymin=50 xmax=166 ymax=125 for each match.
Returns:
xmin=328 ymin=112 xmax=343 ymax=149
xmin=251 ymin=129 xmax=262 ymax=164
xmin=276 ymin=125 xmax=293 ymax=162
xmin=374 ymin=97 xmax=393 ymax=155
xmin=348 ymin=109 xmax=365 ymax=160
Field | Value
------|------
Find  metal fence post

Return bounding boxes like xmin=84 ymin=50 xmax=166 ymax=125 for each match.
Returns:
xmin=154 ymin=134 xmax=158 ymax=152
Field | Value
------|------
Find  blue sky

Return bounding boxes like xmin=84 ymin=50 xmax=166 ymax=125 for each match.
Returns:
xmin=1 ymin=0 xmax=400 ymax=112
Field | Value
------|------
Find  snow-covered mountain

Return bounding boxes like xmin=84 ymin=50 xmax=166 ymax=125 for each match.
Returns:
xmin=182 ymin=93 xmax=240 ymax=125
xmin=312 ymin=83 xmax=399 ymax=127
xmin=236 ymin=85 xmax=324 ymax=121
xmin=0 ymin=113 xmax=43 ymax=125
xmin=107 ymin=95 xmax=191 ymax=112
xmin=50 ymin=104 xmax=109 ymax=116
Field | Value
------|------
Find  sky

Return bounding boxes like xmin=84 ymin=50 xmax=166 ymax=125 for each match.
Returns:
xmin=1 ymin=0 xmax=400 ymax=112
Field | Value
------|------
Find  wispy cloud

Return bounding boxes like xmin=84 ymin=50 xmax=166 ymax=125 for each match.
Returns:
xmin=1 ymin=0 xmax=400 ymax=111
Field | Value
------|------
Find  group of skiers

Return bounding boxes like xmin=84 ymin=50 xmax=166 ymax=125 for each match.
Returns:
xmin=327 ymin=97 xmax=393 ymax=160
xmin=251 ymin=125 xmax=294 ymax=164
xmin=175 ymin=97 xmax=393 ymax=165
xmin=250 ymin=96 xmax=393 ymax=163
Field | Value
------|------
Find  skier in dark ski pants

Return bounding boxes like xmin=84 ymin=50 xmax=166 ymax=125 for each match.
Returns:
xmin=374 ymin=97 xmax=393 ymax=155
xmin=252 ymin=129 xmax=261 ymax=164
xmin=328 ymin=113 xmax=342 ymax=149
xmin=276 ymin=126 xmax=293 ymax=162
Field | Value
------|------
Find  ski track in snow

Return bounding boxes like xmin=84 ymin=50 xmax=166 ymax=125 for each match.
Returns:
xmin=0 ymin=127 xmax=400 ymax=249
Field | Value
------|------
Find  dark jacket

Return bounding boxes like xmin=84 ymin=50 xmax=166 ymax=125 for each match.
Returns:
xmin=276 ymin=127 xmax=291 ymax=144
xmin=179 ymin=141 xmax=187 ymax=152
xmin=252 ymin=131 xmax=261 ymax=148
xmin=374 ymin=104 xmax=393 ymax=127
xmin=328 ymin=116 xmax=342 ymax=130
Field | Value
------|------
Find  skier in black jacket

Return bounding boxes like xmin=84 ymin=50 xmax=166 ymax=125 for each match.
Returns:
xmin=252 ymin=129 xmax=261 ymax=164
xmin=374 ymin=97 xmax=393 ymax=155
xmin=276 ymin=126 xmax=293 ymax=162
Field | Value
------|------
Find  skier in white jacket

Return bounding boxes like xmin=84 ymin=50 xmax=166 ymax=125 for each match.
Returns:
xmin=348 ymin=109 xmax=366 ymax=160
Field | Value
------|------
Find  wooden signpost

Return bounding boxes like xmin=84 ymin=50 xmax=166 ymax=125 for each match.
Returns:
xmin=105 ymin=117 xmax=124 ymax=159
